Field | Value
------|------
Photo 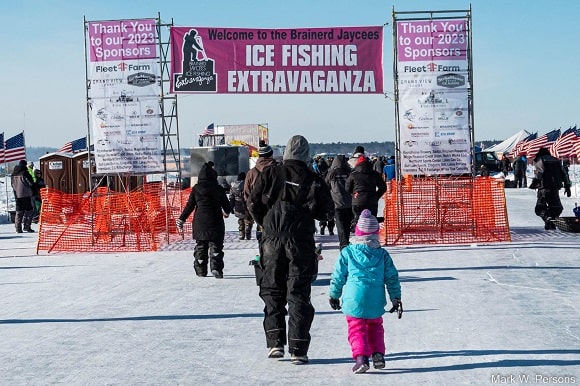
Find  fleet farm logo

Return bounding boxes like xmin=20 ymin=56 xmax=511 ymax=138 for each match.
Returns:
xmin=402 ymin=62 xmax=461 ymax=73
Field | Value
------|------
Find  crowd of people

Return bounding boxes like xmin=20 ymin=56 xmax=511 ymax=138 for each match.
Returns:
xmin=177 ymin=137 xmax=402 ymax=373
xmin=15 ymin=137 xmax=574 ymax=374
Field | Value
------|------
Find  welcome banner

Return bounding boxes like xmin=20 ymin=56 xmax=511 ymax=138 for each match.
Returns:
xmin=169 ymin=26 xmax=383 ymax=94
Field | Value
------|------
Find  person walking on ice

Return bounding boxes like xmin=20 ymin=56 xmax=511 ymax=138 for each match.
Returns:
xmin=328 ymin=209 xmax=403 ymax=373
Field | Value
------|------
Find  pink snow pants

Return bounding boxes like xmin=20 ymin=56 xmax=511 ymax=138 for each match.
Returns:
xmin=346 ymin=315 xmax=385 ymax=358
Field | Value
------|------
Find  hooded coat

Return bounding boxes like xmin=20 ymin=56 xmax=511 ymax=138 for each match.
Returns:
xmin=11 ymin=164 xmax=34 ymax=200
xmin=532 ymin=148 xmax=570 ymax=190
xmin=248 ymin=135 xmax=333 ymax=353
xmin=325 ymin=155 xmax=352 ymax=210
xmin=244 ymin=156 xmax=277 ymax=200
xmin=329 ymin=240 xmax=401 ymax=319
xmin=345 ymin=156 xmax=387 ymax=210
xmin=249 ymin=135 xmax=333 ymax=231
xmin=179 ymin=162 xmax=231 ymax=241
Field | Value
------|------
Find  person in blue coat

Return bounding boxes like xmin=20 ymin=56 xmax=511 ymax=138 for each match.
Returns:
xmin=329 ymin=209 xmax=402 ymax=373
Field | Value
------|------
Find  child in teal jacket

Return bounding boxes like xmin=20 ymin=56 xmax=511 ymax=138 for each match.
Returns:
xmin=329 ymin=209 xmax=402 ymax=373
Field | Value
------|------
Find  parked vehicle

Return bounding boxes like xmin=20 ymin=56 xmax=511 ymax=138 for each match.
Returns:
xmin=474 ymin=151 xmax=501 ymax=173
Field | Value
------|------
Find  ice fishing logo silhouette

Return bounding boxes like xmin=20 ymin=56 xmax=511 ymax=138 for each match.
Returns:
xmin=175 ymin=28 xmax=217 ymax=92
xmin=182 ymin=29 xmax=207 ymax=75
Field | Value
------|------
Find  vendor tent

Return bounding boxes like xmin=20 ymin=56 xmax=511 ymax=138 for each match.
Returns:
xmin=485 ymin=130 xmax=531 ymax=156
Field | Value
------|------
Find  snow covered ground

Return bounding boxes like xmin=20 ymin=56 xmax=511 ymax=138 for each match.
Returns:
xmin=0 ymin=181 xmax=579 ymax=385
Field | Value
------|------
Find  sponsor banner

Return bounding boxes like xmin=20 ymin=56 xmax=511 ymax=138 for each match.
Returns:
xmin=87 ymin=18 xmax=162 ymax=174
xmin=87 ymin=19 xmax=157 ymax=62
xmin=169 ymin=26 xmax=383 ymax=94
xmin=91 ymin=96 xmax=163 ymax=174
xmin=396 ymin=19 xmax=468 ymax=62
xmin=395 ymin=19 xmax=471 ymax=176
xmin=88 ymin=60 xmax=160 ymax=98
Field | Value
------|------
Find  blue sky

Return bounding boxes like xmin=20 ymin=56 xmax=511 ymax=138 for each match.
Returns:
xmin=1 ymin=0 xmax=578 ymax=148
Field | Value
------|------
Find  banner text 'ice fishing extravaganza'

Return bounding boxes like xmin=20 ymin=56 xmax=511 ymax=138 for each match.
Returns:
xmin=170 ymin=26 xmax=384 ymax=94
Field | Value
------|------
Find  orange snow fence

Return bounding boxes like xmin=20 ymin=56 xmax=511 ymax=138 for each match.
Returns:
xmin=380 ymin=176 xmax=510 ymax=245
xmin=37 ymin=184 xmax=191 ymax=253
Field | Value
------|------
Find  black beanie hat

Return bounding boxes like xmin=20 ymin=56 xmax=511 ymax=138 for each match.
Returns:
xmin=258 ymin=140 xmax=273 ymax=157
xmin=353 ymin=146 xmax=365 ymax=155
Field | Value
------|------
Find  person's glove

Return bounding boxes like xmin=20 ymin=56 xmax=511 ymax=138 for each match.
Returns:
xmin=176 ymin=219 xmax=184 ymax=229
xmin=389 ymin=298 xmax=403 ymax=319
xmin=564 ymin=186 xmax=571 ymax=197
xmin=529 ymin=178 xmax=539 ymax=190
xmin=329 ymin=298 xmax=341 ymax=310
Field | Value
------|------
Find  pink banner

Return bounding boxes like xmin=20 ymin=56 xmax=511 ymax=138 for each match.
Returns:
xmin=396 ymin=19 xmax=467 ymax=62
xmin=88 ymin=19 xmax=157 ymax=62
xmin=170 ymin=26 xmax=383 ymax=94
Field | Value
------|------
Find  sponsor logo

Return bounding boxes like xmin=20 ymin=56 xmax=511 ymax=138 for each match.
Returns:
xmin=448 ymin=138 xmax=468 ymax=145
xmin=126 ymin=129 xmax=147 ymax=136
xmin=424 ymin=141 xmax=442 ymax=146
xmin=173 ymin=28 xmax=218 ymax=92
xmin=435 ymin=131 xmax=455 ymax=137
xmin=95 ymin=63 xmax=152 ymax=72
xmin=437 ymin=73 xmax=465 ymax=88
xmin=403 ymin=63 xmax=462 ymax=73
xmin=103 ymin=130 xmax=122 ymax=137
xmin=96 ymin=108 xmax=107 ymax=121
xmin=127 ymin=72 xmax=157 ymax=87
xmin=139 ymin=135 xmax=159 ymax=143
xmin=404 ymin=140 xmax=418 ymax=147
xmin=419 ymin=90 xmax=447 ymax=105
xmin=99 ymin=122 xmax=121 ymax=129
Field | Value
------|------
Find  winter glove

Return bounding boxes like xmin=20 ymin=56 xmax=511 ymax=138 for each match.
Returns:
xmin=389 ymin=298 xmax=403 ymax=319
xmin=176 ymin=219 xmax=184 ymax=229
xmin=529 ymin=178 xmax=539 ymax=190
xmin=564 ymin=186 xmax=571 ymax=197
xmin=329 ymin=298 xmax=341 ymax=310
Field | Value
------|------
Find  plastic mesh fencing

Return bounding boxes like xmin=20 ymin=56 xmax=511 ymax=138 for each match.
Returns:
xmin=380 ymin=176 xmax=510 ymax=245
xmin=37 ymin=184 xmax=190 ymax=253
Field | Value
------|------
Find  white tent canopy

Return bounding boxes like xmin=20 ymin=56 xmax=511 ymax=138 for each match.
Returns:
xmin=485 ymin=129 xmax=531 ymax=156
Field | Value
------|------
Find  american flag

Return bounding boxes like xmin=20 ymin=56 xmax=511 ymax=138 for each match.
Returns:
xmin=549 ymin=126 xmax=576 ymax=158
xmin=508 ymin=132 xmax=537 ymax=158
xmin=59 ymin=136 xmax=88 ymax=153
xmin=524 ymin=129 xmax=560 ymax=159
xmin=0 ymin=132 xmax=4 ymax=160
xmin=3 ymin=132 xmax=26 ymax=163
xmin=202 ymin=123 xmax=215 ymax=136
xmin=571 ymin=127 xmax=580 ymax=159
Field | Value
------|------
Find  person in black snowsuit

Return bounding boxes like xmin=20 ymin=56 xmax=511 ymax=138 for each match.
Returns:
xmin=248 ymin=135 xmax=333 ymax=364
xmin=529 ymin=148 xmax=571 ymax=230
xmin=177 ymin=162 xmax=231 ymax=278
xmin=326 ymin=154 xmax=353 ymax=250
xmin=345 ymin=155 xmax=387 ymax=226
xmin=314 ymin=157 xmax=334 ymax=235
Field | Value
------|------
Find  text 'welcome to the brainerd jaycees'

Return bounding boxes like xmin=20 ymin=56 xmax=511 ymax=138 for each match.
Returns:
xmin=209 ymin=28 xmax=381 ymax=93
